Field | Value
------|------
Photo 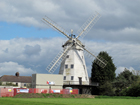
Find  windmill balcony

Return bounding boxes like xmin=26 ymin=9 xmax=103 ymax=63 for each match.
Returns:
xmin=63 ymin=81 xmax=99 ymax=86
xmin=63 ymin=81 xmax=89 ymax=85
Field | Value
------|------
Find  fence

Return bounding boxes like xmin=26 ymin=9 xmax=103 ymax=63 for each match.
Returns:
xmin=0 ymin=87 xmax=79 ymax=97
xmin=0 ymin=87 xmax=13 ymax=97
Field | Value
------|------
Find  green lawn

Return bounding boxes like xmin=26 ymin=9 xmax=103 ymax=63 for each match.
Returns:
xmin=0 ymin=98 xmax=140 ymax=105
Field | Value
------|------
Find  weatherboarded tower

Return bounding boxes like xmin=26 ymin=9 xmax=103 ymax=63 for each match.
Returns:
xmin=59 ymin=39 xmax=89 ymax=85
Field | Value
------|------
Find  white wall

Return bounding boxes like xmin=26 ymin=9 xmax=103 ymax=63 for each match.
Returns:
xmin=32 ymin=74 xmax=63 ymax=89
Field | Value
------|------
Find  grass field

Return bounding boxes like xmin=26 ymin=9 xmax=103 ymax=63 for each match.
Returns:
xmin=0 ymin=97 xmax=140 ymax=105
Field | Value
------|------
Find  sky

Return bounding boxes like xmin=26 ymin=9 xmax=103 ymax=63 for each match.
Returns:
xmin=0 ymin=0 xmax=140 ymax=77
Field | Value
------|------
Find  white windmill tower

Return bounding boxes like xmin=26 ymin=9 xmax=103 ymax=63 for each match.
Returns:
xmin=42 ymin=12 xmax=107 ymax=85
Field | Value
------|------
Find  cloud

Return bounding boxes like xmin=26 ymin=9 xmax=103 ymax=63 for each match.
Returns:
xmin=3 ymin=48 xmax=8 ymax=53
xmin=84 ymin=40 xmax=140 ymax=76
xmin=85 ymin=27 xmax=140 ymax=43
xmin=116 ymin=66 xmax=135 ymax=76
xmin=0 ymin=61 xmax=35 ymax=76
xmin=0 ymin=38 xmax=65 ymax=76
xmin=24 ymin=44 xmax=41 ymax=56
xmin=0 ymin=38 xmax=140 ymax=77
xmin=0 ymin=0 xmax=140 ymax=77
xmin=0 ymin=0 xmax=139 ymax=42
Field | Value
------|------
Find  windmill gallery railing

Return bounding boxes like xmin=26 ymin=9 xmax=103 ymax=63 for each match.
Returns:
xmin=63 ymin=81 xmax=99 ymax=86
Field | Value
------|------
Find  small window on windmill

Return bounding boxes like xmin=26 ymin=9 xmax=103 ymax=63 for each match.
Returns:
xmin=71 ymin=64 xmax=74 ymax=69
xmin=71 ymin=76 xmax=74 ymax=80
xmin=66 ymin=55 xmax=69 ymax=58
xmin=83 ymin=65 xmax=85 ymax=69
xmin=65 ymin=65 xmax=68 ymax=69
xmin=64 ymin=76 xmax=66 ymax=80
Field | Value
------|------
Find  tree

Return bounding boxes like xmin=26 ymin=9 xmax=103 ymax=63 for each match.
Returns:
xmin=132 ymin=70 xmax=140 ymax=76
xmin=114 ymin=68 xmax=138 ymax=88
xmin=91 ymin=51 xmax=116 ymax=95
xmin=113 ymin=68 xmax=139 ymax=95
xmin=91 ymin=51 xmax=116 ymax=85
xmin=99 ymin=81 xmax=115 ymax=96
xmin=120 ymin=84 xmax=140 ymax=96
xmin=131 ymin=69 xmax=140 ymax=87
xmin=0 ymin=79 xmax=2 ymax=85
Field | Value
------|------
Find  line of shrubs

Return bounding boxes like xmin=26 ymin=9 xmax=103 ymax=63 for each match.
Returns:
xmin=120 ymin=84 xmax=140 ymax=97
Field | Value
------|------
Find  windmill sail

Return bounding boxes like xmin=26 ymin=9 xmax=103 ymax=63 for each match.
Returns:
xmin=83 ymin=46 xmax=107 ymax=68
xmin=76 ymin=12 xmax=101 ymax=39
xmin=42 ymin=16 xmax=71 ymax=39
xmin=46 ymin=44 xmax=73 ymax=73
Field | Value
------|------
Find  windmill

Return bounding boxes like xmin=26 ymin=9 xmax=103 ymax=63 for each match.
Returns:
xmin=42 ymin=12 xmax=107 ymax=85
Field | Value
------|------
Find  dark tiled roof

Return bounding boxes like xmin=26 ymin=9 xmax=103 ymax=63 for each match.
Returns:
xmin=0 ymin=75 xmax=32 ymax=83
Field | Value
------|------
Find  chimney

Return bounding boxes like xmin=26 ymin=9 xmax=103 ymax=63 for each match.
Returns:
xmin=15 ymin=72 xmax=19 ymax=77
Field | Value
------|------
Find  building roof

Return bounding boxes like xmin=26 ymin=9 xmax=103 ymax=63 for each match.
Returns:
xmin=0 ymin=75 xmax=32 ymax=83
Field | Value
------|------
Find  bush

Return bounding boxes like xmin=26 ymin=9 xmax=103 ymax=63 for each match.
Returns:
xmin=120 ymin=84 xmax=140 ymax=96
xmin=120 ymin=87 xmax=130 ymax=96
xmin=128 ymin=84 xmax=140 ymax=96
xmin=99 ymin=81 xmax=115 ymax=96
xmin=0 ymin=81 xmax=2 ymax=85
